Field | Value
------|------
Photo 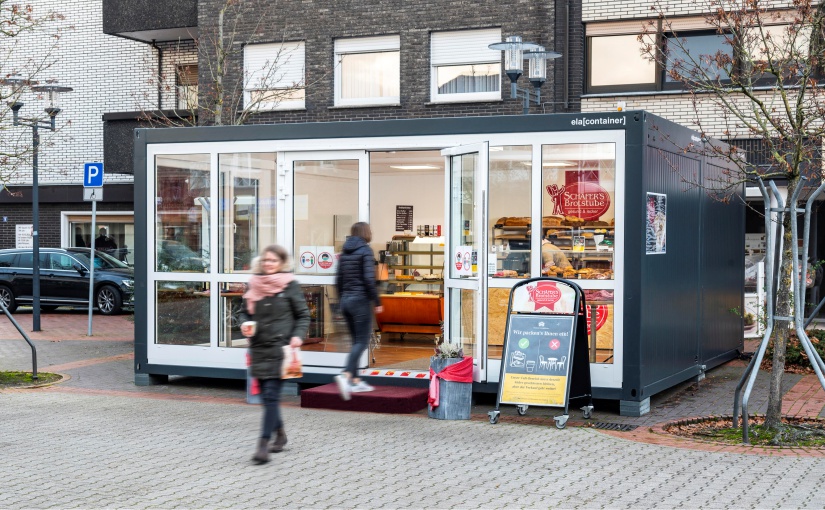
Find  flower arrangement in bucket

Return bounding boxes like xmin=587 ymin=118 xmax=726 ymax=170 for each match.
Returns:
xmin=433 ymin=334 xmax=464 ymax=359
xmin=428 ymin=332 xmax=473 ymax=420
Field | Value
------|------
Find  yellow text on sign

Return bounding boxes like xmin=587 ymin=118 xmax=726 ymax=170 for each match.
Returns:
xmin=501 ymin=373 xmax=567 ymax=406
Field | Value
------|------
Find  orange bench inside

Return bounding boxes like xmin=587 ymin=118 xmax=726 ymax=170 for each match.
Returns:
xmin=376 ymin=294 xmax=443 ymax=336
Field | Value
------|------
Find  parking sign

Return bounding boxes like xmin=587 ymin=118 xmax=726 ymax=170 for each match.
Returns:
xmin=84 ymin=163 xmax=104 ymax=187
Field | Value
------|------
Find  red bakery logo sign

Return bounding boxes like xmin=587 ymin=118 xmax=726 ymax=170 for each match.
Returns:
xmin=586 ymin=305 xmax=609 ymax=335
xmin=526 ymin=281 xmax=562 ymax=311
xmin=547 ymin=182 xmax=611 ymax=221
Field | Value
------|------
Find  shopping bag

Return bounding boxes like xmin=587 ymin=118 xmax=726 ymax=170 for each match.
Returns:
xmin=281 ymin=346 xmax=303 ymax=379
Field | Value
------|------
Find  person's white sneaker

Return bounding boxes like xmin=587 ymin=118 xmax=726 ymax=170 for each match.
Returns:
xmin=350 ymin=381 xmax=375 ymax=393
xmin=334 ymin=374 xmax=351 ymax=400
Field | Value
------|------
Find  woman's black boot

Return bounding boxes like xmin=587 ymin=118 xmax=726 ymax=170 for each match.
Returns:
xmin=252 ymin=438 xmax=270 ymax=464
xmin=270 ymin=428 xmax=287 ymax=453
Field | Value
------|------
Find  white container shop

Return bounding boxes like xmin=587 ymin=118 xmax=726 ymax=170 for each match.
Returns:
xmin=133 ymin=111 xmax=744 ymax=416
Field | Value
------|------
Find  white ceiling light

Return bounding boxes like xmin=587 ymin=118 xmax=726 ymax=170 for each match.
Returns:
xmin=389 ymin=165 xmax=440 ymax=170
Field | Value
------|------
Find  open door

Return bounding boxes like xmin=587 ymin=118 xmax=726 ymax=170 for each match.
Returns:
xmin=442 ymin=143 xmax=488 ymax=382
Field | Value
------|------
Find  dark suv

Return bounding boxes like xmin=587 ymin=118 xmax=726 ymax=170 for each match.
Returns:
xmin=0 ymin=248 xmax=134 ymax=315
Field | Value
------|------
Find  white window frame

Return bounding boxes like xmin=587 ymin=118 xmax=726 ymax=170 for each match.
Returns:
xmin=244 ymin=41 xmax=306 ymax=111
xmin=334 ymin=35 xmax=400 ymax=107
xmin=430 ymin=28 xmax=502 ymax=103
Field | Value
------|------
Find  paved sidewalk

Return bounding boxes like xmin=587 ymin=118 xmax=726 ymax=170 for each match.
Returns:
xmin=3 ymin=311 xmax=825 ymax=508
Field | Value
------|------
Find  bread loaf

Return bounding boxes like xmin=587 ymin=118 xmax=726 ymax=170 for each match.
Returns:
xmin=543 ymin=216 xmax=563 ymax=227
xmin=504 ymin=217 xmax=530 ymax=227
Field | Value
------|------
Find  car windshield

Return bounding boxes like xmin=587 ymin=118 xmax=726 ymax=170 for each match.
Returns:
xmin=70 ymin=249 xmax=129 ymax=270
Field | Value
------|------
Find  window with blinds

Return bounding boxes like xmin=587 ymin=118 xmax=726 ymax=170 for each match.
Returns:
xmin=243 ymin=41 xmax=306 ymax=111
xmin=176 ymin=65 xmax=198 ymax=110
xmin=334 ymin=35 xmax=400 ymax=107
xmin=430 ymin=28 xmax=502 ymax=103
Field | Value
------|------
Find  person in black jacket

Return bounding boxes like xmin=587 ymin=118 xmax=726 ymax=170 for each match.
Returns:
xmin=334 ymin=222 xmax=383 ymax=400
xmin=240 ymin=244 xmax=310 ymax=465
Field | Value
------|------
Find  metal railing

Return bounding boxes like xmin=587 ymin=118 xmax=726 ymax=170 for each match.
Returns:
xmin=0 ymin=300 xmax=37 ymax=379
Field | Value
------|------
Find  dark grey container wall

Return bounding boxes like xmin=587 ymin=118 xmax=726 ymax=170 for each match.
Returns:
xmin=699 ymin=160 xmax=745 ymax=367
xmin=621 ymin=116 xmax=743 ymax=404
xmin=638 ymin=145 xmax=702 ymax=398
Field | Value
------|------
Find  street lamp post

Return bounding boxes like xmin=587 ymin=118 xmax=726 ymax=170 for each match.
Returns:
xmin=489 ymin=36 xmax=562 ymax=114
xmin=2 ymin=78 xmax=72 ymax=332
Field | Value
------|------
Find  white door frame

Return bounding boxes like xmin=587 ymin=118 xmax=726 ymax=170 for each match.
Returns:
xmin=442 ymin=142 xmax=489 ymax=382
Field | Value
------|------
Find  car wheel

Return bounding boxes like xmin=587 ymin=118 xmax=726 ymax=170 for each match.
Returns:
xmin=40 ymin=305 xmax=59 ymax=312
xmin=96 ymin=285 xmax=122 ymax=315
xmin=0 ymin=285 xmax=17 ymax=313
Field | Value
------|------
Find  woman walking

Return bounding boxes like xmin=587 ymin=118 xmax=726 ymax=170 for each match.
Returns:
xmin=241 ymin=245 xmax=309 ymax=465
xmin=334 ymin=222 xmax=383 ymax=399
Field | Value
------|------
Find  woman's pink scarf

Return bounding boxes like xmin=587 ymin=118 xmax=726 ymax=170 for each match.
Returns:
xmin=243 ymin=272 xmax=294 ymax=315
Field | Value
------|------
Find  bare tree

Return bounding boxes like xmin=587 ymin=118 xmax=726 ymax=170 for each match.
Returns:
xmin=135 ymin=0 xmax=318 ymax=127
xmin=0 ymin=1 xmax=67 ymax=189
xmin=640 ymin=0 xmax=825 ymax=432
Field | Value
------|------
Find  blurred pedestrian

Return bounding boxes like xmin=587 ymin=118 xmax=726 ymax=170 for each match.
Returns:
xmin=240 ymin=244 xmax=309 ymax=465
xmin=334 ymin=222 xmax=383 ymax=400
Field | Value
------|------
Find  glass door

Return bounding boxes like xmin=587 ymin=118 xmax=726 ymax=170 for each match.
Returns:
xmin=442 ymin=143 xmax=488 ymax=382
xmin=282 ymin=151 xmax=369 ymax=369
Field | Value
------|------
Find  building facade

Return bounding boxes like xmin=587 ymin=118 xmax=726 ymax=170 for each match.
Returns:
xmin=0 ymin=0 xmax=163 ymax=258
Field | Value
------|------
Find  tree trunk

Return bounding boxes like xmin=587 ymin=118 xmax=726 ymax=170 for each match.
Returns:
xmin=764 ymin=178 xmax=799 ymax=430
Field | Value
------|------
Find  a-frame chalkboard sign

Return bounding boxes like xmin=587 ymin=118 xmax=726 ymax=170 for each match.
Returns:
xmin=488 ymin=277 xmax=593 ymax=428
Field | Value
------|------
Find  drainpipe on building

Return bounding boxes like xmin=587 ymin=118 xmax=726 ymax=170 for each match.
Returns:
xmin=152 ymin=40 xmax=162 ymax=110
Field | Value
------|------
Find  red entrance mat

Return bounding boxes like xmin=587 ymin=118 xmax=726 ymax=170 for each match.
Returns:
xmin=300 ymin=383 xmax=428 ymax=413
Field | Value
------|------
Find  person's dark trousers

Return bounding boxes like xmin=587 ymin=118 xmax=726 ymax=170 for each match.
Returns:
xmin=259 ymin=378 xmax=283 ymax=440
xmin=341 ymin=294 xmax=372 ymax=376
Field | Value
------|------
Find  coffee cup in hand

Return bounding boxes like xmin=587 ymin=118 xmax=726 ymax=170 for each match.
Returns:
xmin=241 ymin=321 xmax=257 ymax=337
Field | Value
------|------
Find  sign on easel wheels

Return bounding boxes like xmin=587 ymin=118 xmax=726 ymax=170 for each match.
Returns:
xmin=83 ymin=162 xmax=104 ymax=337
xmin=487 ymin=277 xmax=594 ymax=429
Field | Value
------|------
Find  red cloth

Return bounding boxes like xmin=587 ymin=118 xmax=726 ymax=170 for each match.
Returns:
xmin=428 ymin=357 xmax=473 ymax=409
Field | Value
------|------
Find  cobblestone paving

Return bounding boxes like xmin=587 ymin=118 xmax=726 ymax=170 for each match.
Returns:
xmin=3 ymin=390 xmax=825 ymax=509
xmin=3 ymin=313 xmax=825 ymax=508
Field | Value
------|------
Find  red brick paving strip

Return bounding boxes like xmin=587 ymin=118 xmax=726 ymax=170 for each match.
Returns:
xmin=594 ymin=373 xmax=825 ymax=457
xmin=0 ymin=312 xmax=134 ymax=342
xmin=782 ymin=374 xmax=825 ymax=418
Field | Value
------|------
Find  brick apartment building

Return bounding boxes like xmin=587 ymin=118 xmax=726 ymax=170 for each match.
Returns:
xmin=0 ymin=0 xmax=160 ymax=257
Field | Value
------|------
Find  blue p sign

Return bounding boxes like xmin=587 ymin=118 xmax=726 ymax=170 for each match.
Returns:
xmin=84 ymin=163 xmax=104 ymax=187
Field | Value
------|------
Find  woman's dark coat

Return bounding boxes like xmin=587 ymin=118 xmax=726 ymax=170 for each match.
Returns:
xmin=335 ymin=236 xmax=381 ymax=306
xmin=241 ymin=279 xmax=310 ymax=379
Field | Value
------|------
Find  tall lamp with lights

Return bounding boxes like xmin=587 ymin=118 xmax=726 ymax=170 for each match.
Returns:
xmin=2 ymin=77 xmax=72 ymax=331
xmin=489 ymin=36 xmax=562 ymax=115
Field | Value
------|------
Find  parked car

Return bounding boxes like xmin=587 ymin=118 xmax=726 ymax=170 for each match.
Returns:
xmin=0 ymin=247 xmax=134 ymax=315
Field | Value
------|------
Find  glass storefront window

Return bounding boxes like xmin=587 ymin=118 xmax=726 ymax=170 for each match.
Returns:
xmin=155 ymin=281 xmax=210 ymax=345
xmin=486 ymin=287 xmax=511 ymax=360
xmin=489 ymin=146 xmax=531 ymax=278
xmin=584 ymin=289 xmax=615 ymax=364
xmin=449 ymin=288 xmax=477 ymax=357
xmin=541 ymin=143 xmax=616 ymax=281
xmin=293 ymin=160 xmax=359 ymax=273
xmin=155 ymin=154 xmax=211 ymax=273
xmin=218 ymin=282 xmax=336 ymax=350
xmin=218 ymin=153 xmax=277 ymax=273
xmin=449 ymin=153 xmax=477 ymax=279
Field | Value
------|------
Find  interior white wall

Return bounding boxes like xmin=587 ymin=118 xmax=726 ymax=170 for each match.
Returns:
xmin=369 ymin=170 xmax=444 ymax=256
